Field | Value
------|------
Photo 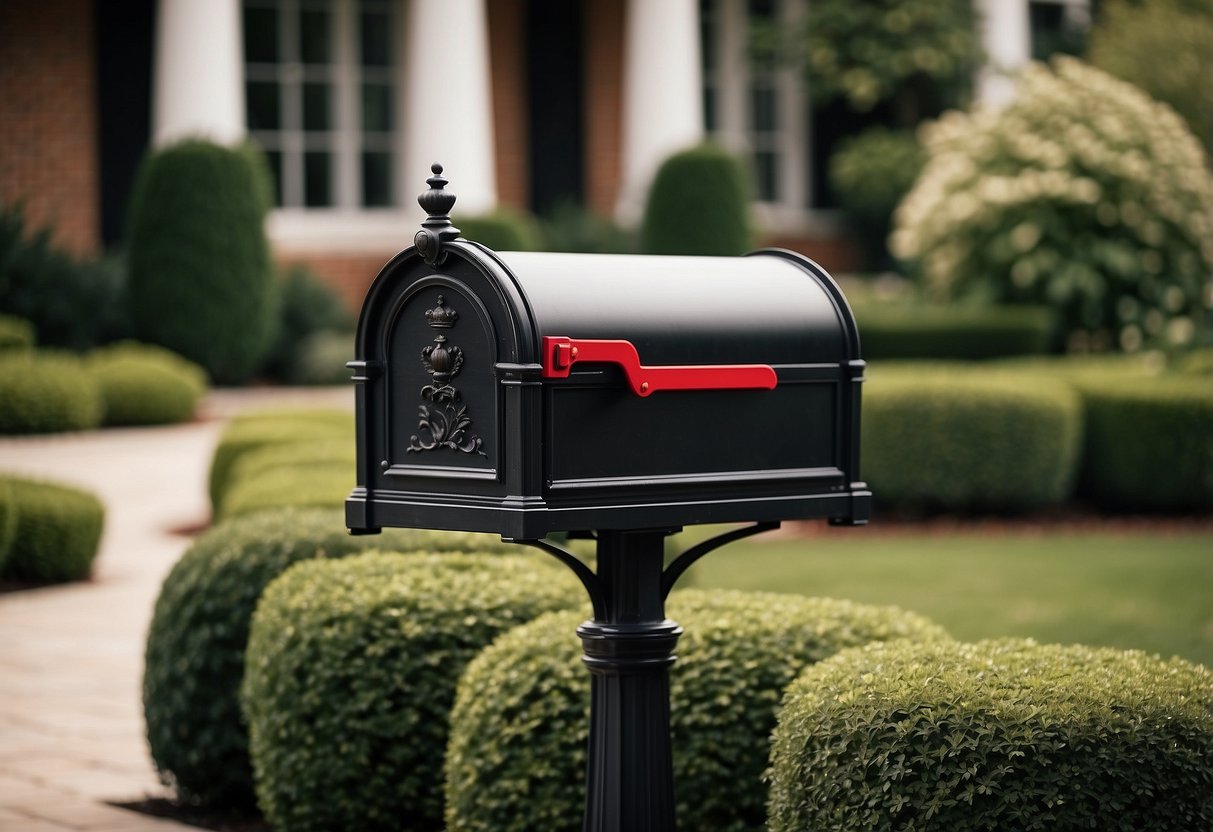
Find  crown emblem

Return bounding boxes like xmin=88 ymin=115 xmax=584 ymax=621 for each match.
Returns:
xmin=425 ymin=295 xmax=459 ymax=329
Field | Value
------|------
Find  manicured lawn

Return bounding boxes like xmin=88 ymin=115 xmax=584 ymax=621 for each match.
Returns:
xmin=685 ymin=527 xmax=1213 ymax=667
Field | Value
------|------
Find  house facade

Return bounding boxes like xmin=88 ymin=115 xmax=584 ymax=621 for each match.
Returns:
xmin=1 ymin=0 xmax=1089 ymax=308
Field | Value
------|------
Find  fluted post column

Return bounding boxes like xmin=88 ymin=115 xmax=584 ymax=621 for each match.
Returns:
xmin=976 ymin=0 xmax=1031 ymax=108
xmin=616 ymin=0 xmax=703 ymax=223
xmin=403 ymin=0 xmax=497 ymax=215
xmin=152 ymin=0 xmax=245 ymax=145
xmin=578 ymin=529 xmax=681 ymax=832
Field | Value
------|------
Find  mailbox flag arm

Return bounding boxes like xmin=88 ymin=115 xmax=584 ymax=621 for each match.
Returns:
xmin=541 ymin=336 xmax=777 ymax=397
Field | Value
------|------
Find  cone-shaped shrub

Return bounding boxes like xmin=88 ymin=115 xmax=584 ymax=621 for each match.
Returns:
xmin=242 ymin=551 xmax=584 ymax=832
xmin=126 ymin=140 xmax=275 ymax=383
xmin=768 ymin=639 xmax=1213 ymax=831
xmin=642 ymin=144 xmax=752 ymax=256
xmin=445 ymin=589 xmax=948 ymax=832
xmin=143 ymin=508 xmax=516 ymax=809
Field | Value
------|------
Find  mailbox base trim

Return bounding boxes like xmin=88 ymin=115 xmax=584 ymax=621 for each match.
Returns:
xmin=347 ymin=487 xmax=870 ymax=539
xmin=383 ymin=463 xmax=500 ymax=482
xmin=547 ymin=465 xmax=845 ymax=492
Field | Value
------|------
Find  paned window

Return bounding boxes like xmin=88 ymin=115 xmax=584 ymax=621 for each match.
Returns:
xmin=244 ymin=0 xmax=399 ymax=209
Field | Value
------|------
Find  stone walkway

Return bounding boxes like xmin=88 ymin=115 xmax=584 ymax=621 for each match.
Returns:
xmin=0 ymin=388 xmax=350 ymax=831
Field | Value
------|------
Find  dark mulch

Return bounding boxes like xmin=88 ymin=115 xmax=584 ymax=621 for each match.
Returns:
xmin=110 ymin=798 xmax=271 ymax=832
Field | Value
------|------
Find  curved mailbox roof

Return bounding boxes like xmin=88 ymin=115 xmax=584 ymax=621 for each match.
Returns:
xmin=487 ymin=249 xmax=859 ymax=367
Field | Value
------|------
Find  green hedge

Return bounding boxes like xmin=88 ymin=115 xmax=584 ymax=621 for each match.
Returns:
xmin=220 ymin=461 xmax=352 ymax=519
xmin=0 ymin=475 xmax=104 ymax=582
xmin=0 ymin=314 xmax=34 ymax=352
xmin=243 ymin=551 xmax=583 ymax=832
xmin=459 ymin=209 xmax=543 ymax=251
xmin=445 ymin=590 xmax=948 ymax=832
xmin=0 ymin=478 xmax=16 ymax=574
xmin=143 ymin=508 xmax=516 ymax=808
xmin=768 ymin=639 xmax=1213 ymax=831
xmin=862 ymin=371 xmax=1083 ymax=512
xmin=126 ymin=140 xmax=275 ymax=383
xmin=259 ymin=265 xmax=351 ymax=382
xmin=642 ymin=144 xmax=752 ymax=256
xmin=207 ymin=408 xmax=352 ymax=513
xmin=87 ymin=341 xmax=208 ymax=426
xmin=1072 ymin=376 xmax=1213 ymax=511
xmin=855 ymin=304 xmax=1056 ymax=360
xmin=0 ymin=351 xmax=103 ymax=434
xmin=288 ymin=329 xmax=353 ymax=385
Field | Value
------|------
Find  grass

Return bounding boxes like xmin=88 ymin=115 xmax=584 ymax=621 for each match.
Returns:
xmin=683 ymin=527 xmax=1213 ymax=667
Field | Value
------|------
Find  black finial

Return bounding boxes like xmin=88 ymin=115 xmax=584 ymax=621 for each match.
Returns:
xmin=415 ymin=162 xmax=460 ymax=266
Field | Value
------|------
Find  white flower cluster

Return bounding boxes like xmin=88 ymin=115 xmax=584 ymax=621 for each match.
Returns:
xmin=892 ymin=57 xmax=1213 ymax=351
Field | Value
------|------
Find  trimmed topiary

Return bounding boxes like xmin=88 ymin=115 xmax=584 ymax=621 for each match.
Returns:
xmin=1072 ymin=376 xmax=1213 ymax=512
xmin=459 ymin=208 xmax=543 ymax=251
xmin=143 ymin=508 xmax=517 ymax=809
xmin=0 ymin=478 xmax=17 ymax=574
xmin=445 ymin=589 xmax=949 ymax=832
xmin=641 ymin=144 xmax=752 ymax=256
xmin=259 ymin=265 xmax=352 ymax=382
xmin=855 ymin=304 xmax=1056 ymax=360
xmin=0 ymin=314 xmax=35 ymax=352
xmin=208 ymin=408 xmax=352 ymax=514
xmin=767 ymin=638 xmax=1213 ymax=831
xmin=892 ymin=57 xmax=1213 ymax=353
xmin=862 ymin=371 xmax=1082 ymax=512
xmin=126 ymin=139 xmax=275 ymax=383
xmin=219 ymin=461 xmax=352 ymax=519
xmin=0 ymin=351 xmax=103 ymax=434
xmin=242 ymin=550 xmax=583 ymax=832
xmin=0 ymin=475 xmax=104 ymax=582
xmin=87 ymin=341 xmax=208 ymax=426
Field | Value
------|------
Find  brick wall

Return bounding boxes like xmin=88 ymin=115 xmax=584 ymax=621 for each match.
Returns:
xmin=0 ymin=0 xmax=100 ymax=256
xmin=488 ymin=0 xmax=528 ymax=211
xmin=583 ymin=0 xmax=625 ymax=218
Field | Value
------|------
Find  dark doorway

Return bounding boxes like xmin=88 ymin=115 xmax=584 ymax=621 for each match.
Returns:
xmin=526 ymin=0 xmax=584 ymax=216
xmin=95 ymin=0 xmax=156 ymax=248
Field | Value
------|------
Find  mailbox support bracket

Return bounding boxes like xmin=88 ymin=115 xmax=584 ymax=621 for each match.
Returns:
xmin=515 ymin=521 xmax=778 ymax=832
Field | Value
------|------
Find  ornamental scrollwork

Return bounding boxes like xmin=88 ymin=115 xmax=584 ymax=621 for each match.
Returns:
xmin=407 ymin=296 xmax=486 ymax=457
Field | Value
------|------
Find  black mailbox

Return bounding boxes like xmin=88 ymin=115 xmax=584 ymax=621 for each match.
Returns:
xmin=346 ymin=165 xmax=870 ymax=540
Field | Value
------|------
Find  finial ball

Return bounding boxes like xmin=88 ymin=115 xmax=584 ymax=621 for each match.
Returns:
xmin=431 ymin=162 xmax=444 ymax=175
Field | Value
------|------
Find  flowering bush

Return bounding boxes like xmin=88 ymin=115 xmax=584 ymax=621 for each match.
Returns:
xmin=892 ymin=58 xmax=1213 ymax=352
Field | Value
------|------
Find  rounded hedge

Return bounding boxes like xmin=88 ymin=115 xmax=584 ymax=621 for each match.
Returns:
xmin=208 ymin=408 xmax=352 ymax=513
xmin=143 ymin=508 xmax=517 ymax=808
xmin=242 ymin=551 xmax=583 ymax=832
xmin=862 ymin=371 xmax=1082 ymax=512
xmin=126 ymin=139 xmax=275 ymax=383
xmin=768 ymin=638 xmax=1213 ymax=831
xmin=0 ymin=478 xmax=17 ymax=574
xmin=0 ymin=314 xmax=35 ymax=352
xmin=219 ymin=461 xmax=352 ymax=519
xmin=893 ymin=57 xmax=1213 ymax=352
xmin=459 ymin=208 xmax=543 ymax=252
xmin=445 ymin=589 xmax=949 ymax=832
xmin=87 ymin=341 xmax=208 ymax=426
xmin=1073 ymin=376 xmax=1213 ymax=511
xmin=855 ymin=304 xmax=1056 ymax=360
xmin=0 ymin=475 xmax=104 ymax=582
xmin=259 ymin=265 xmax=351 ymax=382
xmin=642 ymin=144 xmax=752 ymax=256
xmin=0 ymin=351 xmax=103 ymax=434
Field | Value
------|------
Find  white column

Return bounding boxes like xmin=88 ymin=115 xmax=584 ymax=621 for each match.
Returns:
xmin=152 ymin=0 xmax=245 ymax=146
xmin=976 ymin=0 xmax=1031 ymax=108
xmin=617 ymin=0 xmax=704 ymax=223
xmin=402 ymin=0 xmax=497 ymax=216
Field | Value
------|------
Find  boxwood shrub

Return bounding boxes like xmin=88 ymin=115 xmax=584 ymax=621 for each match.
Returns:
xmin=862 ymin=371 xmax=1083 ymax=512
xmin=87 ymin=341 xmax=208 ymax=426
xmin=0 ymin=478 xmax=17 ymax=574
xmin=219 ymin=461 xmax=352 ymax=519
xmin=445 ymin=589 xmax=948 ymax=832
xmin=642 ymin=143 xmax=752 ymax=256
xmin=855 ymin=304 xmax=1056 ymax=360
xmin=0 ymin=351 xmax=103 ymax=434
xmin=242 ymin=551 xmax=584 ymax=832
xmin=459 ymin=208 xmax=543 ymax=251
xmin=0 ymin=314 xmax=34 ymax=352
xmin=0 ymin=475 xmax=104 ymax=582
xmin=143 ymin=508 xmax=516 ymax=808
xmin=1072 ymin=376 xmax=1213 ymax=511
xmin=207 ymin=408 xmax=351 ymax=513
xmin=768 ymin=639 xmax=1213 ymax=831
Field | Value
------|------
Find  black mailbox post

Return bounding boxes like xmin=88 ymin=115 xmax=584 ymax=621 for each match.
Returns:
xmin=348 ymin=165 xmax=869 ymax=832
